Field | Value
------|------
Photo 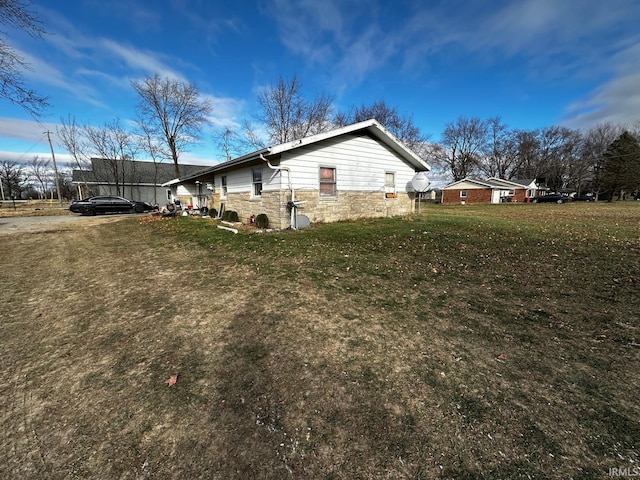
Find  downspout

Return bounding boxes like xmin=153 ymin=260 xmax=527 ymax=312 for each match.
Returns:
xmin=260 ymin=153 xmax=296 ymax=229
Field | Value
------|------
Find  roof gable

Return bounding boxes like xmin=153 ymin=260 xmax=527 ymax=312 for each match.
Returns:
xmin=487 ymin=177 xmax=538 ymax=188
xmin=178 ymin=119 xmax=429 ymax=182
xmin=444 ymin=178 xmax=499 ymax=189
xmin=445 ymin=177 xmax=541 ymax=190
xmin=269 ymin=120 xmax=429 ymax=169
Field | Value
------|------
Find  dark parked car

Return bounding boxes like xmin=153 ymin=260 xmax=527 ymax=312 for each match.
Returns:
xmin=534 ymin=194 xmax=571 ymax=204
xmin=573 ymin=194 xmax=595 ymax=202
xmin=69 ymin=196 xmax=157 ymax=215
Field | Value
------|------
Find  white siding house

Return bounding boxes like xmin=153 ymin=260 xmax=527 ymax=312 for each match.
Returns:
xmin=170 ymin=120 xmax=430 ymax=229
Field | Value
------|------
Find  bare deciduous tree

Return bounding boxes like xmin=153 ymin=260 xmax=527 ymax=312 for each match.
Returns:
xmin=131 ymin=74 xmax=212 ymax=178
xmin=335 ymin=99 xmax=430 ymax=157
xmin=479 ymin=117 xmax=519 ymax=179
xmin=0 ymin=0 xmax=49 ymax=117
xmin=255 ymin=75 xmax=334 ymax=145
xmin=26 ymin=154 xmax=49 ymax=198
xmin=0 ymin=160 xmax=24 ymax=199
xmin=58 ymin=115 xmax=89 ymax=167
xmin=536 ymin=126 xmax=582 ymax=192
xmin=84 ymin=118 xmax=138 ymax=196
xmin=510 ymin=130 xmax=541 ymax=180
xmin=212 ymin=125 xmax=253 ymax=161
xmin=240 ymin=120 xmax=267 ymax=151
xmin=439 ymin=116 xmax=488 ymax=181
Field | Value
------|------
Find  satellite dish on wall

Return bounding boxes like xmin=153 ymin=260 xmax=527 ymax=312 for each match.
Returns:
xmin=411 ymin=172 xmax=431 ymax=193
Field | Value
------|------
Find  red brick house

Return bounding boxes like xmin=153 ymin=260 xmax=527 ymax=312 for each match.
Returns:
xmin=442 ymin=177 xmax=539 ymax=204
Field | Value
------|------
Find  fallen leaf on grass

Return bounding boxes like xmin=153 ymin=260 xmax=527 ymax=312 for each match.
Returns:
xmin=165 ymin=374 xmax=178 ymax=386
xmin=495 ymin=353 xmax=507 ymax=363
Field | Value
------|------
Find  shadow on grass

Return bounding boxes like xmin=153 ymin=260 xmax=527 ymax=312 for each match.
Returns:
xmin=212 ymin=303 xmax=440 ymax=479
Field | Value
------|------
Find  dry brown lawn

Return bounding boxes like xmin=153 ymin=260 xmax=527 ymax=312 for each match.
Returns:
xmin=1 ymin=204 xmax=638 ymax=479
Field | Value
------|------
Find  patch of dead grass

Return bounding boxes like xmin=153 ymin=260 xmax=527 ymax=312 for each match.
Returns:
xmin=1 ymin=205 xmax=639 ymax=478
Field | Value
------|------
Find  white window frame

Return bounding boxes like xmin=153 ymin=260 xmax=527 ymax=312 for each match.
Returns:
xmin=319 ymin=166 xmax=337 ymax=197
xmin=385 ymin=171 xmax=396 ymax=196
xmin=460 ymin=190 xmax=468 ymax=198
xmin=251 ymin=167 xmax=263 ymax=198
xmin=220 ymin=175 xmax=227 ymax=199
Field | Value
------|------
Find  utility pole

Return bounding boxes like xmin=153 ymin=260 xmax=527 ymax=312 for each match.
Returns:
xmin=45 ymin=131 xmax=63 ymax=207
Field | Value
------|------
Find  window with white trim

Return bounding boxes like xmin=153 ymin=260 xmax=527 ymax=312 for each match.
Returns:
xmin=460 ymin=190 xmax=467 ymax=198
xmin=252 ymin=167 xmax=262 ymax=198
xmin=221 ymin=175 xmax=227 ymax=198
xmin=385 ymin=172 xmax=396 ymax=195
xmin=319 ymin=167 xmax=336 ymax=196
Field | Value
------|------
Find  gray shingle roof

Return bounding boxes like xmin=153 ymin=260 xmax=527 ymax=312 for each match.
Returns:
xmin=72 ymin=158 xmax=211 ymax=184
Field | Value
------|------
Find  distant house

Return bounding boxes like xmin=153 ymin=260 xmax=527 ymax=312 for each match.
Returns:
xmin=72 ymin=158 xmax=209 ymax=205
xmin=168 ymin=120 xmax=431 ymax=229
xmin=442 ymin=177 xmax=540 ymax=204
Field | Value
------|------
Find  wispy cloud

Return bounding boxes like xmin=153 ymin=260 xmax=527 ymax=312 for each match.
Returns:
xmin=563 ymin=43 xmax=640 ymax=128
xmin=0 ymin=118 xmax=59 ymax=143
xmin=99 ymin=39 xmax=190 ymax=82
xmin=265 ymin=0 xmax=640 ymax=127
xmin=263 ymin=0 xmax=343 ymax=64
xmin=205 ymin=95 xmax=246 ymax=129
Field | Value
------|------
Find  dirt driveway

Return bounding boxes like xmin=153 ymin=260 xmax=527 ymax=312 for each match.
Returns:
xmin=0 ymin=214 xmax=145 ymax=236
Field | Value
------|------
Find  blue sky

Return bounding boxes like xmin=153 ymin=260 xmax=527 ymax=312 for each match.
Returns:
xmin=2 ymin=0 xmax=640 ymax=167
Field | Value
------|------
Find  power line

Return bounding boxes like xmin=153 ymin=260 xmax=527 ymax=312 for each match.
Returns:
xmin=45 ymin=130 xmax=63 ymax=207
xmin=7 ymin=133 xmax=49 ymax=163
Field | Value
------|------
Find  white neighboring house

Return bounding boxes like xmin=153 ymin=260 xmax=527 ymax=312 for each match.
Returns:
xmin=168 ymin=119 xmax=431 ymax=229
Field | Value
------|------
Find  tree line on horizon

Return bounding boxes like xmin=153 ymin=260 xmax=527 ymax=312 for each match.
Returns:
xmin=2 ymin=73 xmax=640 ymax=203
xmin=2 ymin=2 xmax=639 ymax=202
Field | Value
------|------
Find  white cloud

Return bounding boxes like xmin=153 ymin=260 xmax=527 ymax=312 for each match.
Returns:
xmin=0 ymin=117 xmax=60 ymax=143
xmin=100 ymin=39 xmax=190 ymax=82
xmin=205 ymin=95 xmax=246 ymax=129
xmin=563 ymin=72 xmax=640 ymax=129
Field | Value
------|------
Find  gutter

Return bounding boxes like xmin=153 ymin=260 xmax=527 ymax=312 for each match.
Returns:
xmin=260 ymin=153 xmax=298 ymax=229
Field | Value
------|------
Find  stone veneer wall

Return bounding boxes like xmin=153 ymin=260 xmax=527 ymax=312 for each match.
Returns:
xmin=212 ymin=190 xmax=415 ymax=229
xmin=294 ymin=191 xmax=413 ymax=225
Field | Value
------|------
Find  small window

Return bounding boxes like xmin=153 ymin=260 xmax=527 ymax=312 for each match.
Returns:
xmin=385 ymin=172 xmax=395 ymax=190
xmin=221 ymin=176 xmax=227 ymax=198
xmin=320 ymin=167 xmax=336 ymax=196
xmin=385 ymin=172 xmax=396 ymax=197
xmin=507 ymin=189 xmax=515 ymax=196
xmin=252 ymin=167 xmax=262 ymax=198
xmin=460 ymin=190 xmax=467 ymax=198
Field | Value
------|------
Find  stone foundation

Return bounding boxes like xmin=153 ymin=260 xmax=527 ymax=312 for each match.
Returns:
xmin=212 ymin=190 xmax=415 ymax=229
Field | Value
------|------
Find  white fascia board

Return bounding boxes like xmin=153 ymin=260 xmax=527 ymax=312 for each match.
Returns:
xmin=444 ymin=178 xmax=496 ymax=189
xmin=161 ymin=178 xmax=182 ymax=187
xmin=269 ymin=119 xmax=430 ymax=171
